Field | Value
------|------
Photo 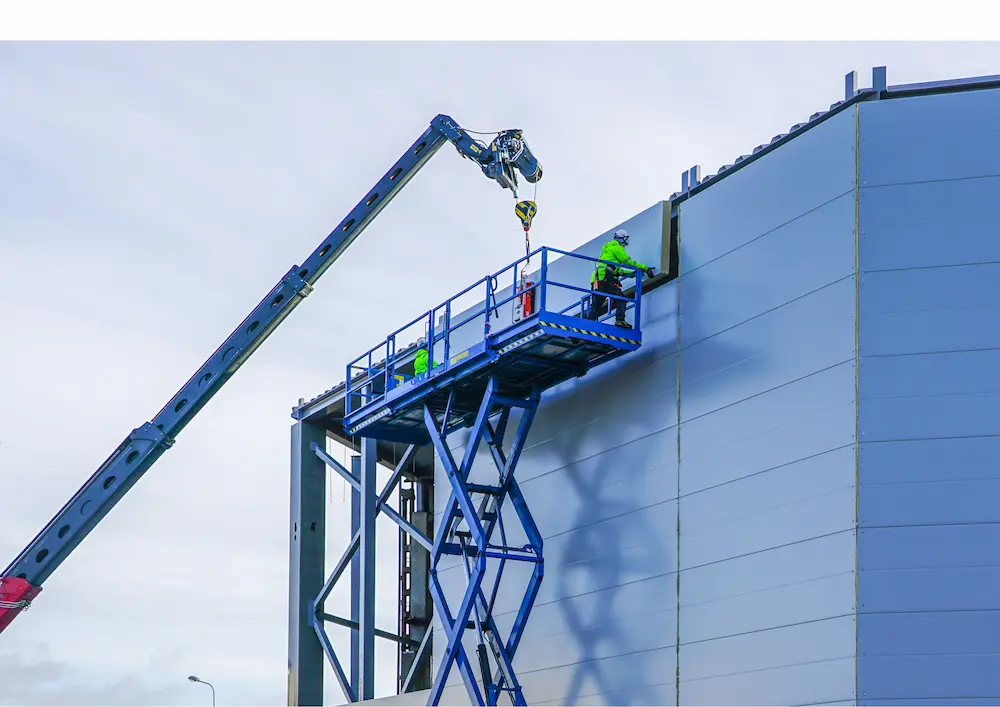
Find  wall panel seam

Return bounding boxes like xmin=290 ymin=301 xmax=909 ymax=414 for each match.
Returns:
xmin=678 ymin=612 xmax=857 ymax=647
xmin=681 ymin=357 xmax=854 ymax=425
xmin=541 ymin=499 xmax=680 ymax=541
xmin=860 ymin=433 xmax=1000 ymax=444
xmin=681 ymin=528 xmax=856 ymax=572
xmin=516 ymin=442 xmax=680 ymax=488
xmin=680 ymin=443 xmax=855 ymax=499
xmin=512 ymin=645 xmax=674 ymax=678
xmin=678 ymin=653 xmax=856 ymax=684
xmin=521 ymin=413 xmax=680 ymax=458
xmin=675 ymin=199 xmax=684 ymax=707
xmin=864 ymin=258 xmax=1000 ymax=275
xmin=863 ymin=389 xmax=1000 ymax=402
xmin=860 ymin=519 xmax=1000 ymax=530
xmin=863 ymin=347 xmax=1000 ymax=359
xmin=681 ymin=569 xmax=856 ymax=608
xmin=859 ymin=608 xmax=1000 ymax=616
xmin=477 ymin=570 xmax=680 ymax=619
xmin=680 ymin=273 xmax=856 ymax=353
xmin=854 ymin=101 xmax=862 ymax=706
xmin=681 ymin=187 xmax=855 ymax=278
xmin=864 ymin=172 xmax=1000 ymax=190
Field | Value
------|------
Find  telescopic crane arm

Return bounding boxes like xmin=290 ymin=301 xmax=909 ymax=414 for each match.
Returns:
xmin=0 ymin=114 xmax=543 ymax=633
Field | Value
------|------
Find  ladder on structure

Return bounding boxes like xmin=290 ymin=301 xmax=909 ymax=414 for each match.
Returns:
xmin=342 ymin=246 xmax=645 ymax=705
xmin=398 ymin=479 xmax=416 ymax=693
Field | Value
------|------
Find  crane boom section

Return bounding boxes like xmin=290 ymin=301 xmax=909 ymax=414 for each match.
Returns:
xmin=0 ymin=114 xmax=542 ymax=634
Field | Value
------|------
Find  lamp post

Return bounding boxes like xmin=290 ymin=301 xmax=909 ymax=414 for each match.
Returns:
xmin=187 ymin=675 xmax=216 ymax=706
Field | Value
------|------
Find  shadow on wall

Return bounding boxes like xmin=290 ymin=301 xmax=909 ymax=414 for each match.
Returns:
xmin=672 ymin=263 xmax=772 ymax=419
xmin=549 ymin=425 xmax=670 ymax=706
xmin=675 ymin=260 xmax=729 ymax=352
xmin=521 ymin=303 xmax=675 ymax=705
xmin=432 ymin=269 xmax=768 ymax=703
xmin=521 ymin=274 xmax=767 ymax=705
xmin=541 ymin=270 xmax=769 ymax=441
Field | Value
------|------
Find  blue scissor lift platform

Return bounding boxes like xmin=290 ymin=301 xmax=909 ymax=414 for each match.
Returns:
xmin=342 ymin=246 xmax=644 ymax=706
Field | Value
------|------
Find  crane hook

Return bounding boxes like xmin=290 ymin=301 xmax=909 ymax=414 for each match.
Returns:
xmin=515 ymin=200 xmax=537 ymax=233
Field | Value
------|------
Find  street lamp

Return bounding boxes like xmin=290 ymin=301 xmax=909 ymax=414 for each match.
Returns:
xmin=187 ymin=675 xmax=216 ymax=706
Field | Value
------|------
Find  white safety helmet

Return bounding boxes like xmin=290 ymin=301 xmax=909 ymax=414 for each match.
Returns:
xmin=613 ymin=229 xmax=629 ymax=246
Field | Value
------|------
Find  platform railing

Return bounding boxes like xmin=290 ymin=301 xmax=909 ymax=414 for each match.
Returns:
xmin=345 ymin=247 xmax=643 ymax=417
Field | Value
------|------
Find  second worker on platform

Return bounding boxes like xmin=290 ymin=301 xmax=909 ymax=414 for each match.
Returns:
xmin=587 ymin=229 xmax=655 ymax=329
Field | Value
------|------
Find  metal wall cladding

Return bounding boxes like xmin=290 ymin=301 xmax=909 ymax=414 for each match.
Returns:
xmin=678 ymin=108 xmax=856 ymax=277
xmin=326 ymin=84 xmax=1000 ymax=707
xmin=859 ymin=87 xmax=1000 ymax=187
xmin=676 ymin=106 xmax=859 ymax=707
xmin=858 ymin=86 xmax=1000 ymax=705
xmin=429 ymin=278 xmax=680 ymax=703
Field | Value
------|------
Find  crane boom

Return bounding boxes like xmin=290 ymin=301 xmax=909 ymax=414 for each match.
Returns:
xmin=0 ymin=114 xmax=542 ymax=634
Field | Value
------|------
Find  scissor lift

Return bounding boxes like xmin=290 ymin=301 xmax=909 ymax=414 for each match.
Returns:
xmin=343 ymin=246 xmax=644 ymax=706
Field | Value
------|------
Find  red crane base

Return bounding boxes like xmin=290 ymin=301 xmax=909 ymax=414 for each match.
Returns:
xmin=0 ymin=577 xmax=41 ymax=633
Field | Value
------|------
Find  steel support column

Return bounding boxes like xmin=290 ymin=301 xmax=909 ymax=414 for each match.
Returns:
xmin=358 ymin=437 xmax=378 ymax=701
xmin=350 ymin=455 xmax=361 ymax=697
xmin=288 ymin=420 xmax=327 ymax=707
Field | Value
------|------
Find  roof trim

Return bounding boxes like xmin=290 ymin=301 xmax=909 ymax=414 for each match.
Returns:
xmin=670 ymin=88 xmax=875 ymax=208
xmin=669 ymin=67 xmax=1000 ymax=210
xmin=886 ymin=73 xmax=1000 ymax=98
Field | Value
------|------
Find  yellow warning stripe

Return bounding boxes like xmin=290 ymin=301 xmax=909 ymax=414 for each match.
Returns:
xmin=348 ymin=324 xmax=636 ymax=436
xmin=348 ymin=407 xmax=391 ymax=435
xmin=546 ymin=322 xmax=640 ymax=346
xmin=498 ymin=330 xmax=544 ymax=354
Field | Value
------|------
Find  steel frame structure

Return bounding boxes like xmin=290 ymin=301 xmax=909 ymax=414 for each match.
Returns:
xmin=290 ymin=430 xmax=436 ymax=704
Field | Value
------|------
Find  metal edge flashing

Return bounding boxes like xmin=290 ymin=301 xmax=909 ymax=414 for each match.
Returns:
xmin=670 ymin=89 xmax=877 ymax=208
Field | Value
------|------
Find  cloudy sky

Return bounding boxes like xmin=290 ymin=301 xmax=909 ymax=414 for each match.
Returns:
xmin=2 ymin=40 xmax=1000 ymax=705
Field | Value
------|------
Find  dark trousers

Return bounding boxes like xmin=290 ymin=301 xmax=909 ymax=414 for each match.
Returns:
xmin=587 ymin=275 xmax=625 ymax=322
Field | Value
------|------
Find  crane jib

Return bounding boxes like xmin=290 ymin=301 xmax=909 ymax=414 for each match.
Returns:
xmin=0 ymin=113 xmax=543 ymax=634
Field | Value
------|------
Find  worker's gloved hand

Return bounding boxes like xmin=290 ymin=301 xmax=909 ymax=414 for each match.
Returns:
xmin=645 ymin=267 xmax=656 ymax=278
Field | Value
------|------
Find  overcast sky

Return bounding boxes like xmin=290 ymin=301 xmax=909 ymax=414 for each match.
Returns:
xmin=1 ymin=41 xmax=999 ymax=706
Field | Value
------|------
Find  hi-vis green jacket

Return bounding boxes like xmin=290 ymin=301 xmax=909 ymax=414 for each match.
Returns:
xmin=413 ymin=348 xmax=441 ymax=376
xmin=592 ymin=240 xmax=649 ymax=284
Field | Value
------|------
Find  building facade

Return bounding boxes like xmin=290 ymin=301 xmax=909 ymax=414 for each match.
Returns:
xmin=292 ymin=68 xmax=1000 ymax=706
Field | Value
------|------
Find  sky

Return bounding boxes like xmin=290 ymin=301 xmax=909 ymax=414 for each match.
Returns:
xmin=2 ymin=39 xmax=1000 ymax=706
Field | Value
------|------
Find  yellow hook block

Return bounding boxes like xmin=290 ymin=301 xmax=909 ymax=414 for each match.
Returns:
xmin=515 ymin=200 xmax=537 ymax=231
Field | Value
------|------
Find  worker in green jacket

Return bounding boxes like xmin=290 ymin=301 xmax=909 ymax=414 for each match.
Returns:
xmin=587 ymin=229 xmax=655 ymax=328
xmin=413 ymin=346 xmax=443 ymax=377
xmin=414 ymin=347 xmax=429 ymax=376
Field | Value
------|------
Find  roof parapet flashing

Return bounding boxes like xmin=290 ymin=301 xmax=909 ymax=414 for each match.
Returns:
xmin=887 ymin=72 xmax=1000 ymax=96
xmin=670 ymin=64 xmax=1000 ymax=205
xmin=845 ymin=70 xmax=859 ymax=101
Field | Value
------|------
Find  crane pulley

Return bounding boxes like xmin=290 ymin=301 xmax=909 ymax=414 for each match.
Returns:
xmin=452 ymin=125 xmax=542 ymax=323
